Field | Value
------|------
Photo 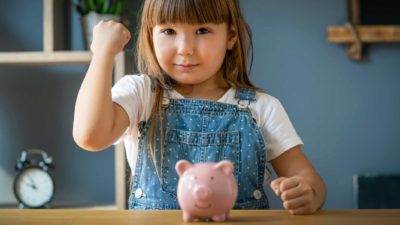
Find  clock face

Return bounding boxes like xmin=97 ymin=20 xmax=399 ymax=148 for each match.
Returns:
xmin=14 ymin=167 xmax=54 ymax=208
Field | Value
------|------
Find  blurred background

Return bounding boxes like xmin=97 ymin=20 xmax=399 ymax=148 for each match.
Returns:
xmin=0 ymin=0 xmax=399 ymax=209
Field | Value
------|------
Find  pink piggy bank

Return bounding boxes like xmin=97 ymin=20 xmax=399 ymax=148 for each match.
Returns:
xmin=175 ymin=160 xmax=238 ymax=222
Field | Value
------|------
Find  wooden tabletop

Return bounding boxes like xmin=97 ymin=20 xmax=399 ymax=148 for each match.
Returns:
xmin=0 ymin=209 xmax=399 ymax=225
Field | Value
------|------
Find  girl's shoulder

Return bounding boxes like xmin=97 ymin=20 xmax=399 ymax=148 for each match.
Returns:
xmin=223 ymin=88 xmax=288 ymax=126
xmin=252 ymin=90 xmax=287 ymax=120
xmin=221 ymin=88 xmax=281 ymax=109
xmin=253 ymin=90 xmax=281 ymax=108
xmin=116 ymin=74 xmax=153 ymax=89
xmin=114 ymin=74 xmax=155 ymax=100
xmin=112 ymin=74 xmax=155 ymax=122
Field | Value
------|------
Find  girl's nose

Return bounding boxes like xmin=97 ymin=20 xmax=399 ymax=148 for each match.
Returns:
xmin=177 ymin=35 xmax=194 ymax=56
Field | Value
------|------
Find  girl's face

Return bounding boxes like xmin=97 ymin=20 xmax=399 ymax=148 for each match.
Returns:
xmin=152 ymin=23 xmax=237 ymax=89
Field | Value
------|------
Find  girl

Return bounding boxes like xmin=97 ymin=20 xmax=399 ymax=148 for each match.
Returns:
xmin=73 ymin=0 xmax=326 ymax=214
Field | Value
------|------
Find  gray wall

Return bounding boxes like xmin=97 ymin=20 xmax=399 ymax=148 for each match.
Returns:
xmin=241 ymin=0 xmax=400 ymax=209
xmin=1 ymin=0 xmax=400 ymax=209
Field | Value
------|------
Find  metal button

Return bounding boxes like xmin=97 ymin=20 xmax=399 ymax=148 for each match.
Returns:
xmin=253 ymin=189 xmax=262 ymax=200
xmin=162 ymin=98 xmax=170 ymax=106
xmin=135 ymin=188 xmax=143 ymax=199
xmin=238 ymin=100 xmax=247 ymax=109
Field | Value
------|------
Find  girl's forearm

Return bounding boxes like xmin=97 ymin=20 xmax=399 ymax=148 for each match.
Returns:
xmin=73 ymin=52 xmax=116 ymax=150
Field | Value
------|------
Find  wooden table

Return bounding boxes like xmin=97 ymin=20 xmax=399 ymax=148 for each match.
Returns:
xmin=0 ymin=209 xmax=399 ymax=225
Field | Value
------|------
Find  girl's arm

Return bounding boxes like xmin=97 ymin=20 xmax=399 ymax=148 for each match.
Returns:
xmin=73 ymin=20 xmax=131 ymax=151
xmin=270 ymin=146 xmax=326 ymax=215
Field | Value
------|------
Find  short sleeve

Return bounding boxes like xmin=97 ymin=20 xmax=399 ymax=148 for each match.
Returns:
xmin=253 ymin=94 xmax=304 ymax=161
xmin=111 ymin=74 xmax=153 ymax=129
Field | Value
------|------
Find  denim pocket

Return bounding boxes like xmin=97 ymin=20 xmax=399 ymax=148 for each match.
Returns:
xmin=161 ymin=128 xmax=240 ymax=198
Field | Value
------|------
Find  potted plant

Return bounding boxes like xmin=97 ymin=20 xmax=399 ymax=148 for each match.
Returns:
xmin=75 ymin=0 xmax=125 ymax=49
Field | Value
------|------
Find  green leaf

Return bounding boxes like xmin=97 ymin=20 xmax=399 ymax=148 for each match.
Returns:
xmin=108 ymin=0 xmax=117 ymax=14
xmin=99 ymin=0 xmax=109 ymax=14
xmin=76 ymin=0 xmax=124 ymax=15
xmin=85 ymin=0 xmax=96 ymax=11
xmin=114 ymin=0 xmax=124 ymax=16
xmin=105 ymin=0 xmax=113 ymax=14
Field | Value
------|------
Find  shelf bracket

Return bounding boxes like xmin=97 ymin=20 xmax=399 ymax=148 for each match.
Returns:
xmin=345 ymin=22 xmax=362 ymax=60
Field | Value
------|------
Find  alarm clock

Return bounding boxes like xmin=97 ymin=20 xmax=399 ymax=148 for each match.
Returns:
xmin=13 ymin=149 xmax=55 ymax=209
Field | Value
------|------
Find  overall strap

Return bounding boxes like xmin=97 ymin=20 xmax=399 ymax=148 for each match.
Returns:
xmin=234 ymin=88 xmax=257 ymax=101
xmin=149 ymin=75 xmax=172 ymax=107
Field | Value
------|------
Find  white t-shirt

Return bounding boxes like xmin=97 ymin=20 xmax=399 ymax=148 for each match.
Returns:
xmin=112 ymin=74 xmax=303 ymax=183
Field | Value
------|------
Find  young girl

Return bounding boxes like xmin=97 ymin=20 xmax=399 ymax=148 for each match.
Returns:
xmin=73 ymin=0 xmax=326 ymax=214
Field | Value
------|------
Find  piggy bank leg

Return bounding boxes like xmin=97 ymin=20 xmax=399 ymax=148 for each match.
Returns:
xmin=212 ymin=213 xmax=227 ymax=222
xmin=183 ymin=212 xmax=195 ymax=222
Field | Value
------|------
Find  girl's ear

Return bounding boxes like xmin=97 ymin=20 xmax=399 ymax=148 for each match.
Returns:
xmin=227 ymin=25 xmax=238 ymax=50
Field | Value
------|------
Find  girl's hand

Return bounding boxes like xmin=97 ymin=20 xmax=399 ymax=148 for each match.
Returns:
xmin=90 ymin=20 xmax=131 ymax=56
xmin=270 ymin=176 xmax=318 ymax=215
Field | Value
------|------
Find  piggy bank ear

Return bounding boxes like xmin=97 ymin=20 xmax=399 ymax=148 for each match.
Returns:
xmin=214 ymin=160 xmax=234 ymax=175
xmin=175 ymin=160 xmax=193 ymax=177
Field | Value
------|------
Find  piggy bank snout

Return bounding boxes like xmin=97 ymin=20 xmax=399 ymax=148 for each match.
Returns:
xmin=192 ymin=185 xmax=212 ymax=201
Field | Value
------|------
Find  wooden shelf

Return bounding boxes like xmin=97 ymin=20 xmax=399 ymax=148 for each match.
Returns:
xmin=0 ymin=51 xmax=92 ymax=65
xmin=328 ymin=25 xmax=400 ymax=43
xmin=0 ymin=0 xmax=127 ymax=209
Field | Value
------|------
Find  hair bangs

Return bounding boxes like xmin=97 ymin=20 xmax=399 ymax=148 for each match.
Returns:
xmin=148 ymin=0 xmax=230 ymax=26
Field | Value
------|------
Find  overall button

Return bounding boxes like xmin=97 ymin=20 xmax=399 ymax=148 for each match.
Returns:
xmin=135 ymin=188 xmax=143 ymax=198
xmin=162 ymin=98 xmax=170 ymax=105
xmin=253 ymin=189 xmax=262 ymax=200
xmin=238 ymin=100 xmax=248 ymax=109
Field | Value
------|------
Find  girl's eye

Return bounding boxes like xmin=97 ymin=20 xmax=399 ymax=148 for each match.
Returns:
xmin=196 ymin=28 xmax=210 ymax=35
xmin=162 ymin=29 xmax=176 ymax=35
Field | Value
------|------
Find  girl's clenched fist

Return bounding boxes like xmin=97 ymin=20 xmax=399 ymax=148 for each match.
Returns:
xmin=90 ymin=20 xmax=131 ymax=56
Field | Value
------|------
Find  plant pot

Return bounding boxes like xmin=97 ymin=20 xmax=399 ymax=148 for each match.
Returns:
xmin=81 ymin=12 xmax=121 ymax=50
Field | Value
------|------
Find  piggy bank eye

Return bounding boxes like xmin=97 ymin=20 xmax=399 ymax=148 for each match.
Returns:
xmin=210 ymin=176 xmax=214 ymax=180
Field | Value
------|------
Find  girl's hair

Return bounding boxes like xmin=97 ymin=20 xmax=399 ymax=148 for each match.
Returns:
xmin=134 ymin=0 xmax=257 ymax=172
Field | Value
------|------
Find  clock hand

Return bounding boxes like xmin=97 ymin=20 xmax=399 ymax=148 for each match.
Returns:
xmin=22 ymin=180 xmax=35 ymax=189
xmin=27 ymin=175 xmax=38 ymax=189
xmin=28 ymin=175 xmax=34 ymax=183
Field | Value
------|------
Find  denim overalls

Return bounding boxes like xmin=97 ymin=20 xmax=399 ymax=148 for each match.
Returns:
xmin=128 ymin=88 xmax=269 ymax=209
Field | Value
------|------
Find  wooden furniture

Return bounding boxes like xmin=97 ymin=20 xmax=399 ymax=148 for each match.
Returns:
xmin=0 ymin=209 xmax=400 ymax=225
xmin=327 ymin=0 xmax=400 ymax=60
xmin=0 ymin=0 xmax=127 ymax=209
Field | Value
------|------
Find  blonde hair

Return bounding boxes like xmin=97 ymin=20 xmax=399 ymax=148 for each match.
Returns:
xmin=135 ymin=0 xmax=257 ymax=173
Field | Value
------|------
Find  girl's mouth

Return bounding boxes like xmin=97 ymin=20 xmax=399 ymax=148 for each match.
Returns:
xmin=174 ymin=64 xmax=198 ymax=71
